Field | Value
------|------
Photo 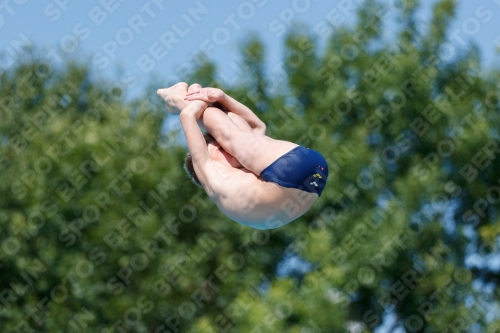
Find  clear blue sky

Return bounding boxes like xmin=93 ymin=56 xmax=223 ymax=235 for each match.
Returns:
xmin=0 ymin=0 xmax=498 ymax=101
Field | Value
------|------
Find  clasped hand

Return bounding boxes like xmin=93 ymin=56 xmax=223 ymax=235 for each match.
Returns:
xmin=157 ymin=83 xmax=225 ymax=115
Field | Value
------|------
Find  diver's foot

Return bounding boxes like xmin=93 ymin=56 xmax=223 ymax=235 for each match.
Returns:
xmin=157 ymin=82 xmax=189 ymax=114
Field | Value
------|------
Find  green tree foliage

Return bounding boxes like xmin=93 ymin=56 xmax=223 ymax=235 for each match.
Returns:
xmin=1 ymin=0 xmax=500 ymax=332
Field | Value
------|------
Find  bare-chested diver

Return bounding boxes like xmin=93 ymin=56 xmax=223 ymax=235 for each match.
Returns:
xmin=157 ymin=83 xmax=328 ymax=230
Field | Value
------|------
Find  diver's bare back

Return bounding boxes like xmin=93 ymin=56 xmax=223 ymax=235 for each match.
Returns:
xmin=208 ymin=161 xmax=318 ymax=229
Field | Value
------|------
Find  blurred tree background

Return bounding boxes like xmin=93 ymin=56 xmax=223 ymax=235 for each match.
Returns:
xmin=1 ymin=0 xmax=500 ymax=332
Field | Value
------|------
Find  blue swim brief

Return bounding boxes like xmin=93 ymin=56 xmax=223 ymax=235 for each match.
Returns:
xmin=259 ymin=146 xmax=328 ymax=196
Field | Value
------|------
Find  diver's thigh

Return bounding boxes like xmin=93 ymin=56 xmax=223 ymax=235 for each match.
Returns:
xmin=200 ymin=106 xmax=297 ymax=174
xmin=222 ymin=131 xmax=298 ymax=175
xmin=225 ymin=112 xmax=253 ymax=132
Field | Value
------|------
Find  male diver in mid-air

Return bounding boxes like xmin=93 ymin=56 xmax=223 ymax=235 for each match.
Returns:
xmin=157 ymin=83 xmax=328 ymax=230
